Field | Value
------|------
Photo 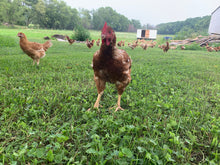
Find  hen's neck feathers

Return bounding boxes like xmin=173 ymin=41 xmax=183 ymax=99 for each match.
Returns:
xmin=100 ymin=43 xmax=116 ymax=56
xmin=20 ymin=34 xmax=28 ymax=44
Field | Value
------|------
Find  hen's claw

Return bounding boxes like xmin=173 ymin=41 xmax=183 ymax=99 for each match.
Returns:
xmin=115 ymin=106 xmax=124 ymax=112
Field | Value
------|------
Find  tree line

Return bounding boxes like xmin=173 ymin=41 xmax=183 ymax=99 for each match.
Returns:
xmin=0 ymin=0 xmax=211 ymax=36
xmin=0 ymin=0 xmax=142 ymax=32
xmin=156 ymin=16 xmax=211 ymax=39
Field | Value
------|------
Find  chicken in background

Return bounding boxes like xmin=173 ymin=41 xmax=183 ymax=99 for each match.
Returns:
xmin=128 ymin=41 xmax=138 ymax=50
xmin=206 ymin=43 xmax=215 ymax=52
xmin=181 ymin=45 xmax=185 ymax=50
xmin=148 ymin=41 xmax=157 ymax=48
xmin=96 ymin=39 xmax=100 ymax=46
xmin=162 ymin=41 xmax=170 ymax=52
xmin=214 ymin=46 xmax=220 ymax=51
xmin=17 ymin=32 xmax=52 ymax=66
xmin=117 ymin=40 xmax=122 ymax=47
xmin=128 ymin=43 xmax=135 ymax=50
xmin=158 ymin=45 xmax=162 ymax=49
xmin=140 ymin=43 xmax=148 ymax=50
xmin=122 ymin=40 xmax=125 ymax=46
xmin=66 ymin=35 xmax=75 ymax=45
xmin=89 ymin=22 xmax=132 ymax=112
xmin=212 ymin=45 xmax=220 ymax=52
xmin=86 ymin=39 xmax=95 ymax=48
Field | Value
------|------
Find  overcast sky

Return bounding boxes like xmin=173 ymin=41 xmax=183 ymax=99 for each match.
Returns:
xmin=64 ymin=0 xmax=219 ymax=25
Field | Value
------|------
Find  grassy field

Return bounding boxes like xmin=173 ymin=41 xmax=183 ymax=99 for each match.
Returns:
xmin=0 ymin=28 xmax=220 ymax=164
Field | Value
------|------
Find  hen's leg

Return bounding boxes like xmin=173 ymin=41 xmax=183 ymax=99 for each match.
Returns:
xmin=94 ymin=91 xmax=103 ymax=108
xmin=115 ymin=78 xmax=130 ymax=112
xmin=36 ymin=59 xmax=40 ymax=65
xmin=115 ymin=94 xmax=124 ymax=112
xmin=94 ymin=76 xmax=105 ymax=108
xmin=88 ymin=76 xmax=105 ymax=111
xmin=115 ymin=82 xmax=126 ymax=112
xmin=33 ymin=59 xmax=36 ymax=65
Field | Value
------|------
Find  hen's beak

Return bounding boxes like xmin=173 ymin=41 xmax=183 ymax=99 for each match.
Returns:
xmin=17 ymin=33 xmax=22 ymax=37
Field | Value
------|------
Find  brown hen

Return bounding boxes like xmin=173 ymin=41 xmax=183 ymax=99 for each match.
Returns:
xmin=163 ymin=41 xmax=170 ymax=52
xmin=66 ymin=35 xmax=75 ymax=45
xmin=18 ymin=32 xmax=52 ymax=66
xmin=90 ymin=22 xmax=132 ymax=112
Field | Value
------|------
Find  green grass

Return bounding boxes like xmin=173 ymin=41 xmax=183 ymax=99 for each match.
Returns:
xmin=0 ymin=28 xmax=220 ymax=164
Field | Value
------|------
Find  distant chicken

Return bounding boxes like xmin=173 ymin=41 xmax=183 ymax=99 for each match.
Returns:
xmin=128 ymin=41 xmax=138 ymax=50
xmin=117 ymin=40 xmax=122 ymax=47
xmin=140 ymin=43 xmax=148 ymax=50
xmin=206 ymin=43 xmax=214 ymax=52
xmin=96 ymin=39 xmax=100 ymax=46
xmin=213 ymin=46 xmax=220 ymax=52
xmin=66 ymin=35 xmax=75 ymax=45
xmin=181 ymin=45 xmax=185 ymax=50
xmin=90 ymin=22 xmax=132 ymax=112
xmin=162 ymin=42 xmax=170 ymax=52
xmin=17 ymin=32 xmax=52 ymax=66
xmin=148 ymin=41 xmax=157 ymax=48
xmin=122 ymin=40 xmax=125 ymax=46
xmin=86 ymin=39 xmax=95 ymax=48
xmin=128 ymin=43 xmax=135 ymax=50
xmin=213 ymin=47 xmax=218 ymax=52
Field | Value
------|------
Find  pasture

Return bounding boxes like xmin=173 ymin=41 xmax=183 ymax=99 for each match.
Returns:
xmin=0 ymin=28 xmax=219 ymax=164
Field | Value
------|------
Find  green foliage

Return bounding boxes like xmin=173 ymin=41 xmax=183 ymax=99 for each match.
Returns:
xmin=174 ymin=26 xmax=196 ymax=40
xmin=0 ymin=1 xmax=141 ymax=31
xmin=92 ymin=7 xmax=130 ymax=31
xmin=184 ymin=43 xmax=204 ymax=50
xmin=72 ymin=25 xmax=91 ymax=41
xmin=0 ymin=0 xmax=25 ymax=25
xmin=130 ymin=19 xmax=142 ymax=29
xmin=79 ymin=8 xmax=92 ymax=29
xmin=28 ymin=24 xmax=40 ymax=29
xmin=157 ymin=16 xmax=211 ymax=37
xmin=0 ymin=28 xmax=220 ymax=164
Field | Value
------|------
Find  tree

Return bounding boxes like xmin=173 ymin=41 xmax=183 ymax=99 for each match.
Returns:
xmin=0 ymin=2 xmax=141 ymax=31
xmin=92 ymin=7 xmax=129 ymax=32
xmin=43 ymin=0 xmax=80 ymax=30
xmin=142 ymin=23 xmax=156 ymax=30
xmin=0 ymin=0 xmax=25 ymax=25
xmin=156 ymin=16 xmax=211 ymax=35
xmin=0 ymin=0 xmax=10 ymax=23
xmin=32 ymin=0 xmax=46 ymax=25
xmin=72 ymin=25 xmax=91 ymax=41
xmin=79 ymin=8 xmax=92 ymax=29
xmin=131 ymin=19 xmax=141 ymax=29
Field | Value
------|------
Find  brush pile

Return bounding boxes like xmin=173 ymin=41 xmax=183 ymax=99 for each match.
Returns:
xmin=170 ymin=35 xmax=220 ymax=47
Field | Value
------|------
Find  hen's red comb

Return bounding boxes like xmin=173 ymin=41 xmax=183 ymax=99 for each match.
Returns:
xmin=102 ymin=22 xmax=108 ymax=33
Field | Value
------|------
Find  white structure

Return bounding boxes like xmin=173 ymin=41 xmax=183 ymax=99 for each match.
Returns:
xmin=137 ymin=29 xmax=157 ymax=40
xmin=208 ymin=6 xmax=220 ymax=35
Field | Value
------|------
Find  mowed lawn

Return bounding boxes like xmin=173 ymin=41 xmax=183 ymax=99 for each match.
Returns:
xmin=0 ymin=28 xmax=220 ymax=164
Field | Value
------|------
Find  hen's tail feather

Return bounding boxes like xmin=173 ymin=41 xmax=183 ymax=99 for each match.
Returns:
xmin=43 ymin=40 xmax=53 ymax=51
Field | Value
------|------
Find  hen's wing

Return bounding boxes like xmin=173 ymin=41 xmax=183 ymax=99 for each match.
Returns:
xmin=26 ymin=42 xmax=44 ymax=50
xmin=23 ymin=47 xmax=46 ymax=59
xmin=25 ymin=40 xmax=52 ymax=51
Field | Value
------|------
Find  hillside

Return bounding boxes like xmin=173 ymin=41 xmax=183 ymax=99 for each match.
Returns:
xmin=156 ymin=16 xmax=211 ymax=39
